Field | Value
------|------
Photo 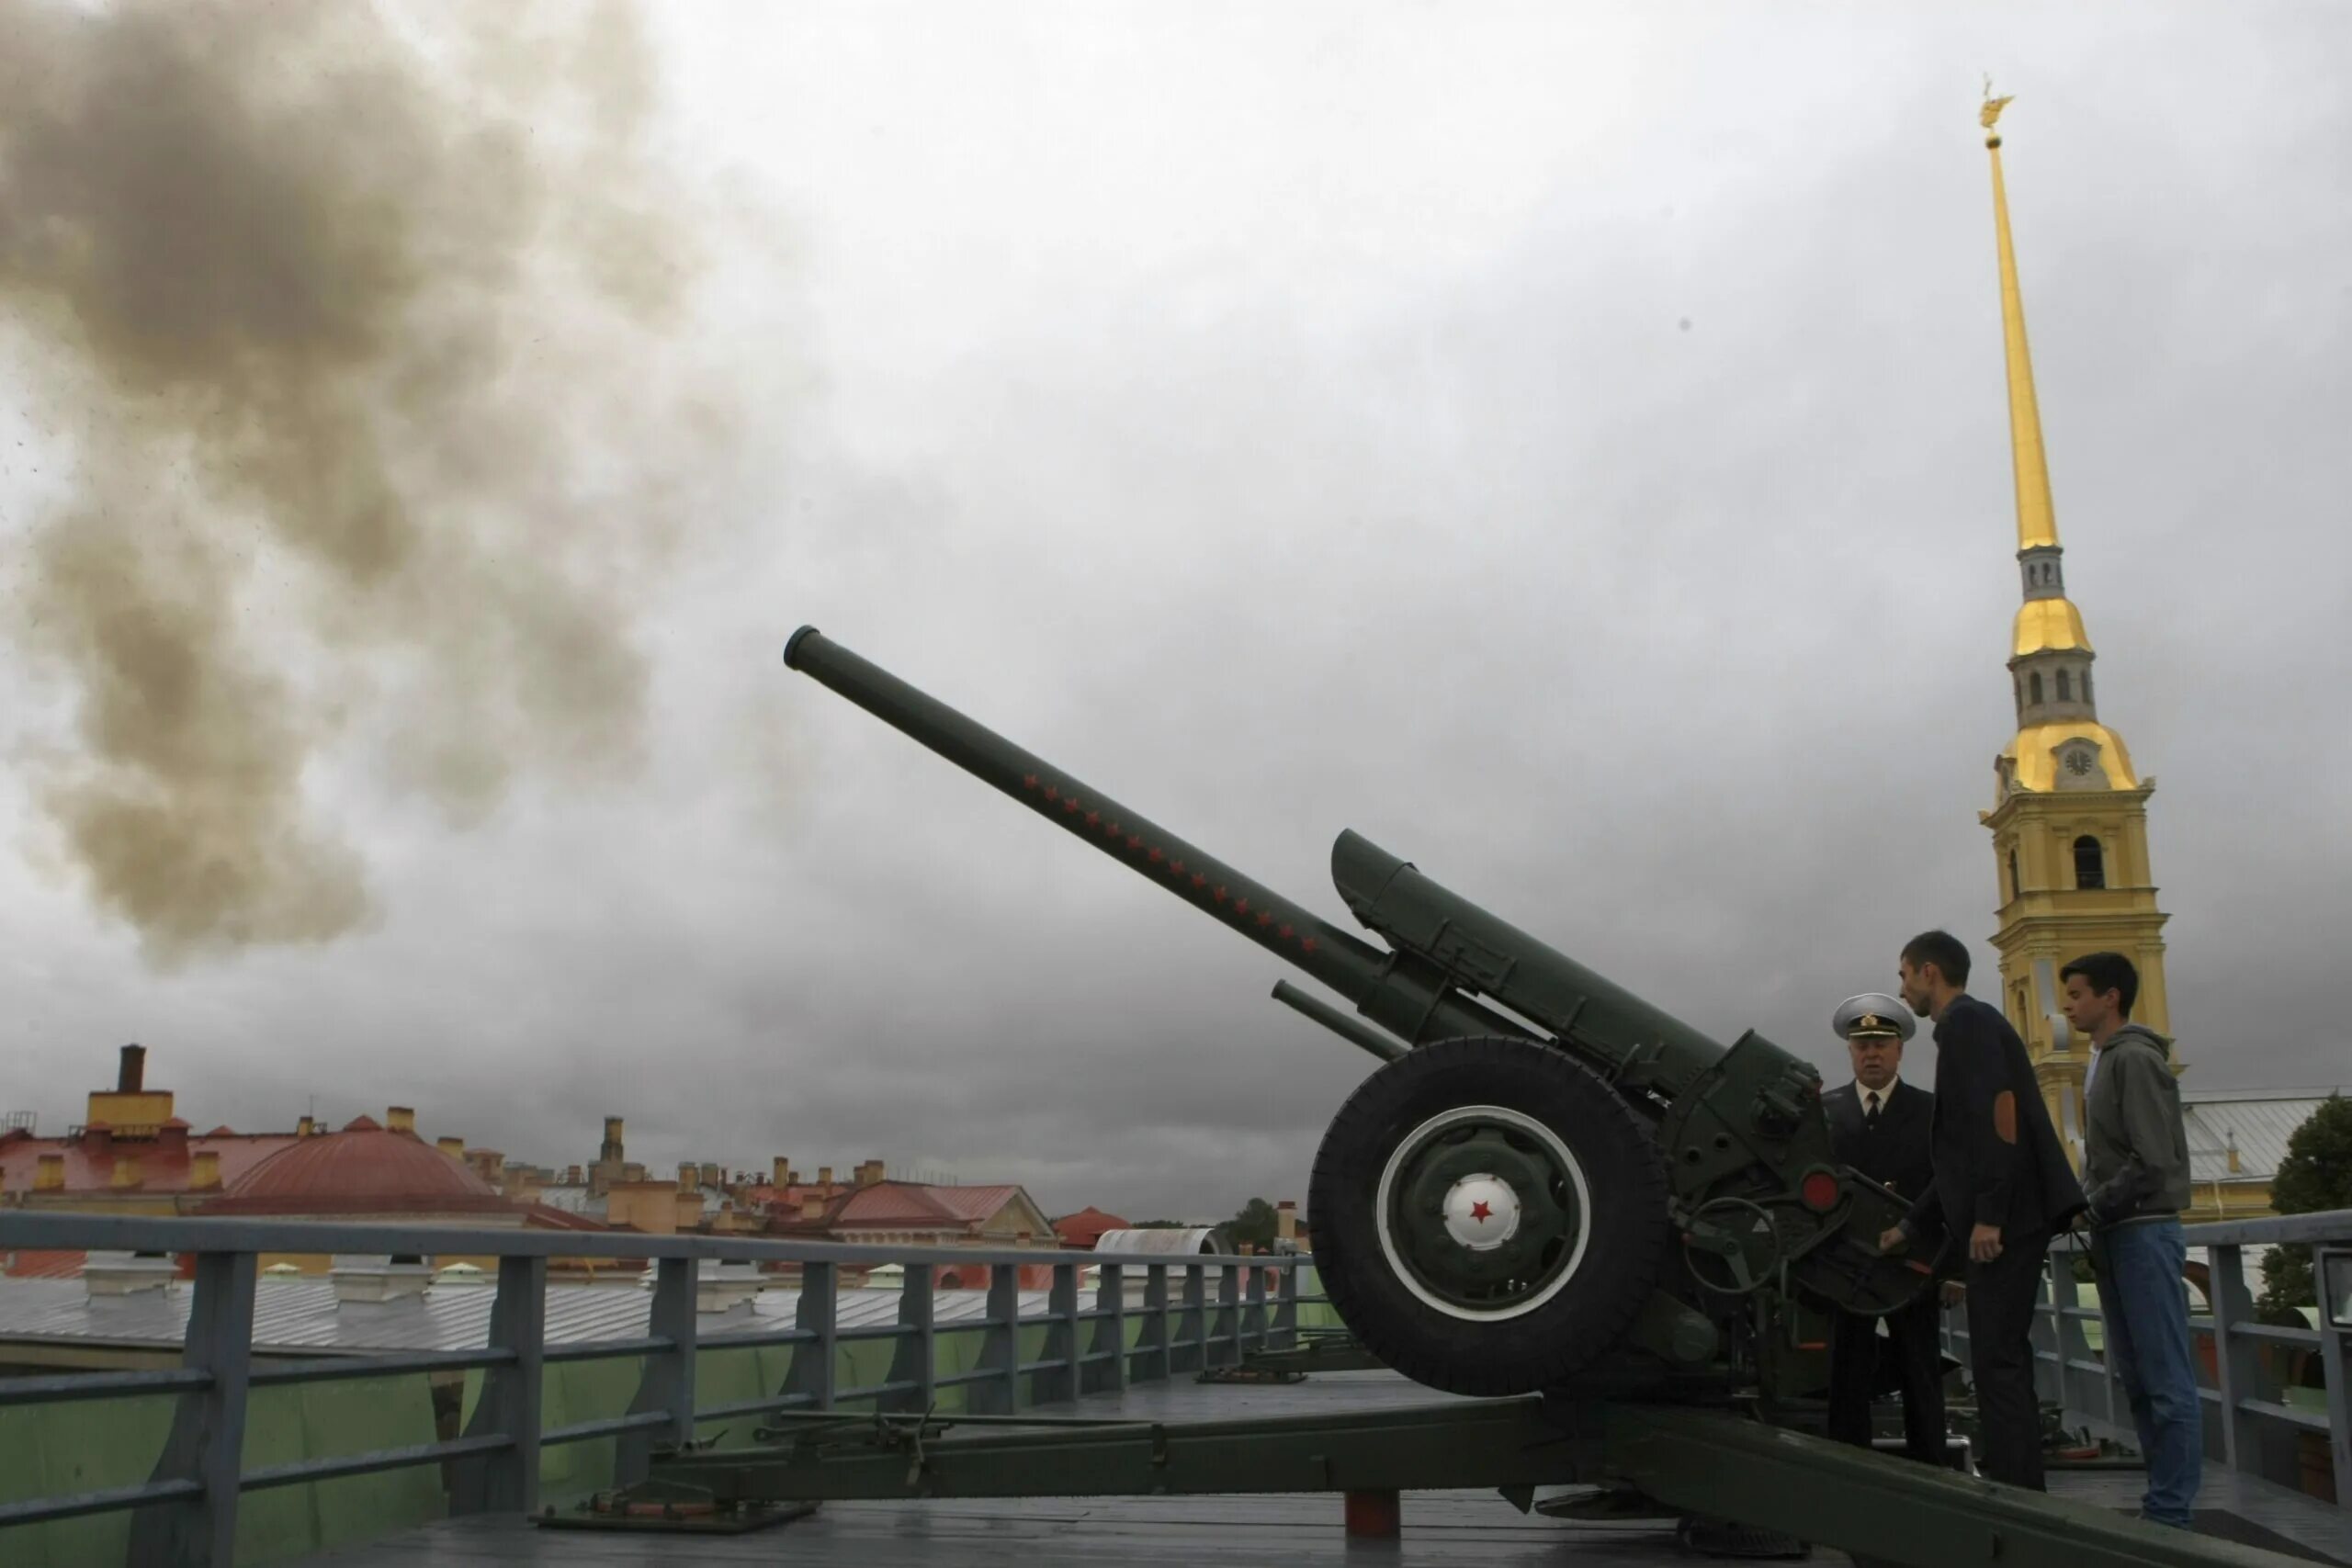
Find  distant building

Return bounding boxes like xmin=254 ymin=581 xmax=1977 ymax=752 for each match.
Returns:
xmin=0 ymin=1045 xmax=302 ymax=1225
xmin=1051 ymin=1206 xmax=1129 ymax=1249
xmin=2173 ymin=1088 xmax=2346 ymax=1224
xmin=0 ymin=1045 xmax=617 ymax=1281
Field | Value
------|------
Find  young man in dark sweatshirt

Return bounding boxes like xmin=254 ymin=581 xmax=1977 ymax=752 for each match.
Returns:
xmin=1876 ymin=930 xmax=2084 ymax=1491
xmin=2063 ymin=950 xmax=2199 ymax=1528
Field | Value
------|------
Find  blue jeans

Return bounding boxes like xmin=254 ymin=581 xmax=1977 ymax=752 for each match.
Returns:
xmin=2093 ymin=1218 xmax=2202 ymax=1526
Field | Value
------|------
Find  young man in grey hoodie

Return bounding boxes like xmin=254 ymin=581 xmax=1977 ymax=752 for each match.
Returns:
xmin=2062 ymin=951 xmax=2199 ymax=1528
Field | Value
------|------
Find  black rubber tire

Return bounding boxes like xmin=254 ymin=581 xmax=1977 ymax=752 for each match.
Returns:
xmin=1306 ymin=1035 xmax=1670 ymax=1396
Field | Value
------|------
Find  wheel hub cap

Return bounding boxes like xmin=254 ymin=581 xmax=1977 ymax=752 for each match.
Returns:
xmin=1441 ymin=1173 xmax=1521 ymax=1250
xmin=1374 ymin=1104 xmax=1591 ymax=1322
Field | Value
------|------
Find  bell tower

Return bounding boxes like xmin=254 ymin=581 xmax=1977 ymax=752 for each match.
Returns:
xmin=1973 ymin=88 xmax=2176 ymax=1161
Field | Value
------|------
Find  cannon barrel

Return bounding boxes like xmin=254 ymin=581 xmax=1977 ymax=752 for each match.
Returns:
xmin=784 ymin=626 xmax=1523 ymax=1045
xmin=784 ymin=626 xmax=1932 ymax=1395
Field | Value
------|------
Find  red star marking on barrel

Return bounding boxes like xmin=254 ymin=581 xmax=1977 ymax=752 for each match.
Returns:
xmin=1471 ymin=1201 xmax=1493 ymax=1222
xmin=1084 ymin=811 xmax=1100 ymax=827
xmin=1191 ymin=873 xmax=1207 ymax=888
xmin=1213 ymin=886 xmax=1227 ymax=902
xmin=1148 ymin=848 xmax=1164 ymax=863
xmin=1043 ymin=784 xmax=1058 ymax=801
xmin=1023 ymin=774 xmax=1039 ymax=790
xmin=1105 ymin=821 xmax=1121 ymax=837
xmin=1125 ymin=835 xmax=1143 ymax=850
xmin=1300 ymin=938 xmax=1317 ymax=953
xmin=1169 ymin=859 xmax=1185 ymax=874
xmin=1277 ymin=924 xmax=1293 ymax=940
xmin=1256 ymin=910 xmax=1272 ymax=927
xmin=1233 ymin=897 xmax=1250 ymax=915
xmin=1063 ymin=797 xmax=1080 ymax=813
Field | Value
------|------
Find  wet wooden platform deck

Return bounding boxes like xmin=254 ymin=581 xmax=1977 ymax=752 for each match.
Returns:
xmin=310 ymin=1371 xmax=2350 ymax=1568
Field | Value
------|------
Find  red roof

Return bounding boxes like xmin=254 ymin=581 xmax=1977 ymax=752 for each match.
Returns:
xmin=198 ymin=1116 xmax=516 ymax=1215
xmin=0 ymin=1131 xmax=301 ymax=1197
xmin=1052 ymin=1206 xmax=1130 ymax=1248
xmin=4 ymin=1249 xmax=88 ymax=1280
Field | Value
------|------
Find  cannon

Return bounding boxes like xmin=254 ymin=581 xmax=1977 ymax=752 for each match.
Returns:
xmin=782 ymin=626 xmax=1928 ymax=1402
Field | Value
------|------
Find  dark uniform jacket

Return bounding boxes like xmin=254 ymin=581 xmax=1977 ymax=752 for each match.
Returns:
xmin=1825 ymin=1078 xmax=1936 ymax=1201
xmin=1826 ymin=1078 xmax=1949 ymax=1278
xmin=1901 ymin=993 xmax=2086 ymax=1249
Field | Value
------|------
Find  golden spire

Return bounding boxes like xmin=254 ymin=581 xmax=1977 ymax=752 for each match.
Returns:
xmin=1983 ymin=83 xmax=2059 ymax=552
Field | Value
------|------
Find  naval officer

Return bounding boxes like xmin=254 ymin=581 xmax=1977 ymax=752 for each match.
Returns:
xmin=1824 ymin=993 xmax=1950 ymax=1466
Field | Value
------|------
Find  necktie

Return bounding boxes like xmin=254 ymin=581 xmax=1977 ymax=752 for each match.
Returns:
xmin=1864 ymin=1091 xmax=1881 ymax=1127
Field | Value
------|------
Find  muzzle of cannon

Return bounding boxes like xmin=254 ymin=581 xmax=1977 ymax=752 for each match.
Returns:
xmin=784 ymin=626 xmax=1927 ymax=1399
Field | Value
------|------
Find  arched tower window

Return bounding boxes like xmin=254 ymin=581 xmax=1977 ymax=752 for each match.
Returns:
xmin=2007 ymin=848 xmax=2020 ymax=900
xmin=2029 ymin=671 xmax=2044 ymax=705
xmin=2083 ymin=668 xmax=2094 ymax=705
xmin=2056 ymin=668 xmax=2072 ymax=701
xmin=2073 ymin=834 xmax=2106 ymax=890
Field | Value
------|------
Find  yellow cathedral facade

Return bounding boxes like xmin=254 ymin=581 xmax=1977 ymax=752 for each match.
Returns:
xmin=1969 ymin=95 xmax=2177 ymax=1163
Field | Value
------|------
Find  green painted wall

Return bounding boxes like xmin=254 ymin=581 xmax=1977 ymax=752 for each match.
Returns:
xmin=0 ymin=1275 xmax=1324 ymax=1561
xmin=0 ymin=1377 xmax=443 ymax=1567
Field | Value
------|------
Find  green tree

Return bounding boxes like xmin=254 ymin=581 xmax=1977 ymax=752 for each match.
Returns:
xmin=2256 ymin=1094 xmax=2352 ymax=1320
xmin=1221 ymin=1197 xmax=1281 ymax=1252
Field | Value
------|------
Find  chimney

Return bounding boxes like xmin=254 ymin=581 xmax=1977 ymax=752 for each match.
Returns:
xmin=85 ymin=1251 xmax=176 ymax=1297
xmin=85 ymin=1122 xmax=112 ymax=1156
xmin=700 ymin=1161 xmax=721 ymax=1189
xmin=157 ymin=1120 xmax=189 ymax=1155
xmin=35 ymin=1153 xmax=64 ymax=1190
xmin=773 ymin=1156 xmax=789 ymax=1187
xmin=622 ymin=1161 xmax=645 ymax=1183
xmin=329 ymin=1256 xmax=432 ymax=1305
xmin=818 ymin=1165 xmax=833 ymax=1189
xmin=297 ymin=1115 xmax=315 ymax=1138
xmin=386 ymin=1107 xmax=416 ymax=1135
xmin=857 ymin=1158 xmax=884 ymax=1188
xmin=679 ymin=1162 xmax=698 ymax=1190
xmin=2226 ymin=1128 xmax=2242 ymax=1175
xmin=567 ymin=1165 xmax=584 ymax=1185
xmin=110 ymin=1155 xmax=143 ymax=1190
xmin=191 ymin=1150 xmax=221 ymax=1190
xmin=437 ymin=1136 xmax=465 ymax=1160
xmin=601 ymin=1117 xmax=626 ymax=1161
xmin=800 ymin=1192 xmax=825 ymax=1222
xmin=1277 ymin=1200 xmax=1297 ymax=1241
xmin=118 ymin=1043 xmax=146 ymax=1093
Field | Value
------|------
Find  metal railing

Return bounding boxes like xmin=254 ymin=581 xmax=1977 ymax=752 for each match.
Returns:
xmin=1941 ymin=1209 xmax=2350 ymax=1509
xmin=0 ymin=1212 xmax=1309 ymax=1565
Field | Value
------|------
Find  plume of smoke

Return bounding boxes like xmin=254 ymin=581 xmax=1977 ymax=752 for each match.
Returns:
xmin=0 ymin=0 xmax=743 ymax=965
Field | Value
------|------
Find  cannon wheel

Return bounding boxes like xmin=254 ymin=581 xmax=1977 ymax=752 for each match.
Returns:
xmin=1306 ymin=1035 xmax=1668 ymax=1396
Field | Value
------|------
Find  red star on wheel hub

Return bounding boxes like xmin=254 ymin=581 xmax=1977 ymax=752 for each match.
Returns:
xmin=1470 ymin=1200 xmax=1493 ymax=1222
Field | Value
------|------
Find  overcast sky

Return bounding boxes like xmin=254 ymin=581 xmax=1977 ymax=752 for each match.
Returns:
xmin=3 ymin=2 xmax=2346 ymax=1222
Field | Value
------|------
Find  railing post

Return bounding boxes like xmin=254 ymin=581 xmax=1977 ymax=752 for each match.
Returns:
xmin=1038 ymin=1260 xmax=1080 ymax=1404
xmin=1243 ymin=1263 xmax=1268 ymax=1351
xmin=456 ymin=1254 xmax=545 ymax=1515
xmin=2044 ymin=1246 xmax=2097 ymax=1432
xmin=880 ymin=1262 xmax=934 ymax=1412
xmin=1175 ymin=1265 xmax=1205 ymax=1374
xmin=131 ymin=1249 xmax=256 ymax=1567
xmin=975 ymin=1262 xmax=1023 ymax=1414
xmin=1272 ymin=1260 xmax=1298 ymax=1349
xmin=2315 ymin=1244 xmax=2350 ymax=1510
xmin=1141 ymin=1264 xmax=1170 ymax=1384
xmin=1083 ymin=1261 xmax=1127 ymax=1395
xmin=2206 ymin=1243 xmax=2264 ymax=1474
xmin=620 ymin=1257 xmax=698 ymax=1484
xmin=1215 ymin=1264 xmax=1240 ymax=1367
